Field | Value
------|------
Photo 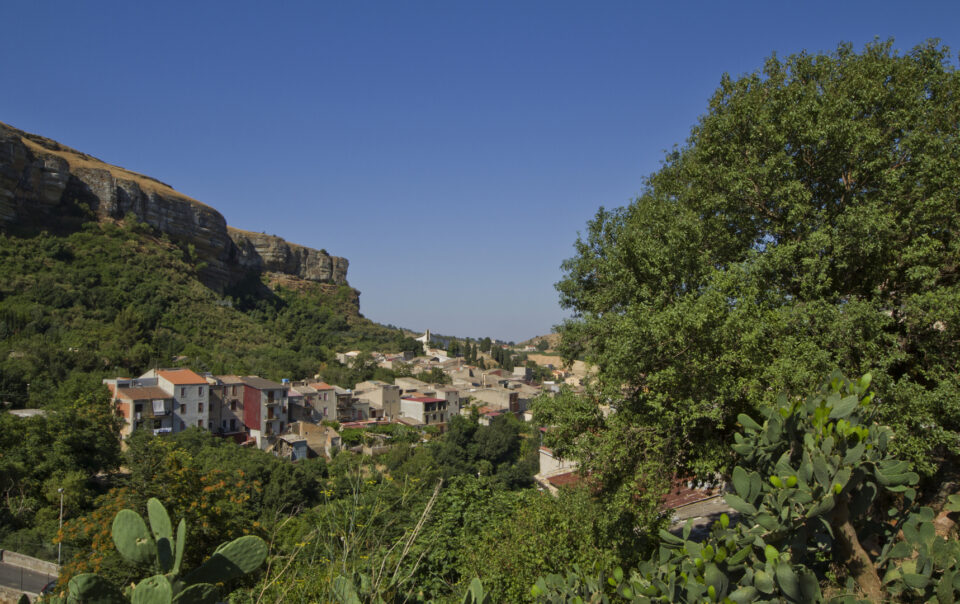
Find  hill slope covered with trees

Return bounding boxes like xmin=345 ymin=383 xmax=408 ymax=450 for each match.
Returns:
xmin=0 ymin=215 xmax=407 ymax=409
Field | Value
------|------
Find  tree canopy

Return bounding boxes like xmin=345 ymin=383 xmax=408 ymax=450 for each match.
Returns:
xmin=554 ymin=40 xmax=960 ymax=477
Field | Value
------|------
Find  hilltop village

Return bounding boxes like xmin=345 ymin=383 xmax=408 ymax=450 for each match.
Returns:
xmin=101 ymin=333 xmax=589 ymax=489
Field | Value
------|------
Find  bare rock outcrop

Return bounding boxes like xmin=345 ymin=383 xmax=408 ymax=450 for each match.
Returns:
xmin=229 ymin=228 xmax=348 ymax=284
xmin=0 ymin=121 xmax=348 ymax=291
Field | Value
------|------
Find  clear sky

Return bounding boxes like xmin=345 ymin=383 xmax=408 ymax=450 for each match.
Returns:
xmin=2 ymin=1 xmax=957 ymax=341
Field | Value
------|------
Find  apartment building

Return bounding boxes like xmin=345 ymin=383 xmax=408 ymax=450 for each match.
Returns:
xmin=354 ymin=380 xmax=401 ymax=419
xmin=109 ymin=381 xmax=175 ymax=438
xmin=206 ymin=375 xmax=245 ymax=435
xmin=139 ymin=369 xmax=211 ymax=432
xmin=239 ymin=376 xmax=287 ymax=449
xmin=400 ymin=396 xmax=450 ymax=426
xmin=307 ymin=382 xmax=336 ymax=420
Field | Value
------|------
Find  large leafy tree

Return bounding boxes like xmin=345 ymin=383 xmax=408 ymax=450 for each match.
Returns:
xmin=555 ymin=40 xmax=960 ymax=477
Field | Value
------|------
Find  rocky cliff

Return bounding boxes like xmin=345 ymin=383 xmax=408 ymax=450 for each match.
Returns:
xmin=228 ymin=228 xmax=348 ymax=284
xmin=0 ymin=121 xmax=348 ymax=291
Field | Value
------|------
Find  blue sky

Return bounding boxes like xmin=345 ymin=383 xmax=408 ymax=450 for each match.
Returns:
xmin=2 ymin=1 xmax=957 ymax=341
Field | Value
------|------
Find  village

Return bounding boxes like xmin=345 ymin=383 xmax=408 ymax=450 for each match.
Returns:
xmin=102 ymin=331 xmax=592 ymax=492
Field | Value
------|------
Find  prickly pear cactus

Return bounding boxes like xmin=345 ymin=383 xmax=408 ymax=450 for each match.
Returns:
xmin=460 ymin=578 xmax=491 ymax=604
xmin=63 ymin=572 xmax=127 ymax=603
xmin=183 ymin=534 xmax=269 ymax=586
xmin=131 ymin=574 xmax=173 ymax=604
xmin=44 ymin=497 xmax=267 ymax=604
xmin=113 ymin=508 xmax=157 ymax=566
xmin=531 ymin=373 xmax=960 ymax=603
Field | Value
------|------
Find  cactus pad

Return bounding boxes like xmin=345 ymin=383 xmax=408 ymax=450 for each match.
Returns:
xmin=112 ymin=509 xmax=157 ymax=566
xmin=131 ymin=574 xmax=173 ymax=604
xmin=184 ymin=535 xmax=267 ymax=585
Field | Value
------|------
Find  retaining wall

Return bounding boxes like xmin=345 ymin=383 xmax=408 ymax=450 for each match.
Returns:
xmin=0 ymin=550 xmax=59 ymax=575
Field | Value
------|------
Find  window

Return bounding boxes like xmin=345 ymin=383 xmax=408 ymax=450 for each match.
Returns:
xmin=180 ymin=387 xmax=185 ymax=397
xmin=230 ymin=400 xmax=237 ymax=411
xmin=197 ymin=419 xmax=202 ymax=427
xmin=222 ymin=420 xmax=227 ymax=428
xmin=154 ymin=419 xmax=162 ymax=429
xmin=198 ymin=386 xmax=203 ymax=396
xmin=180 ymin=404 xmax=186 ymax=414
xmin=230 ymin=419 xmax=237 ymax=431
xmin=198 ymin=402 xmax=204 ymax=413
xmin=208 ymin=421 xmax=213 ymax=430
xmin=134 ymin=403 xmax=143 ymax=413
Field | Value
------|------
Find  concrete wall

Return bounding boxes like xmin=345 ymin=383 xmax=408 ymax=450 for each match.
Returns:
xmin=1 ymin=584 xmax=35 ymax=603
xmin=161 ymin=378 xmax=209 ymax=432
xmin=0 ymin=551 xmax=58 ymax=575
xmin=539 ymin=448 xmax=577 ymax=475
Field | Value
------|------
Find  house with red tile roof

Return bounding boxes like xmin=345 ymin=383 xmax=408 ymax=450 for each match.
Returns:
xmin=307 ymin=382 xmax=336 ymax=420
xmin=141 ymin=368 xmax=210 ymax=433
xmin=108 ymin=383 xmax=175 ymax=438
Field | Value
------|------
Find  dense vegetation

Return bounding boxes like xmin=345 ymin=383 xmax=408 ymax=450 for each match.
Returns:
xmin=533 ymin=374 xmax=960 ymax=602
xmin=3 ymin=407 xmax=560 ymax=602
xmin=0 ymin=216 xmax=412 ymax=408
xmin=0 ymin=390 xmax=121 ymax=562
xmin=551 ymin=40 xmax=960 ymax=485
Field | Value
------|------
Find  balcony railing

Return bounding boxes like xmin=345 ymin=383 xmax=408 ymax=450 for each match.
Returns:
xmin=135 ymin=409 xmax=171 ymax=419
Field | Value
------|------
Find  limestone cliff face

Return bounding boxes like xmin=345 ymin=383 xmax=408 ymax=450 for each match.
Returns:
xmin=229 ymin=228 xmax=348 ymax=284
xmin=0 ymin=121 xmax=349 ymax=291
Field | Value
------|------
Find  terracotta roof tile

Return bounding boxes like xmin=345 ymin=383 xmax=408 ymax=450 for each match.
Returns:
xmin=547 ymin=472 xmax=581 ymax=488
xmin=117 ymin=386 xmax=173 ymax=400
xmin=157 ymin=369 xmax=207 ymax=385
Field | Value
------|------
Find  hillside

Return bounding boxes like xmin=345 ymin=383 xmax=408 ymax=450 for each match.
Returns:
xmin=0 ymin=123 xmax=408 ymax=408
xmin=518 ymin=332 xmax=560 ymax=350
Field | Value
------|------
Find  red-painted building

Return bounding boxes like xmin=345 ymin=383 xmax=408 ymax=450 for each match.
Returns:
xmin=239 ymin=376 xmax=286 ymax=449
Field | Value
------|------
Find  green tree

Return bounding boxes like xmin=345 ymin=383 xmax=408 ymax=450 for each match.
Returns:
xmin=533 ymin=373 xmax=960 ymax=603
xmin=536 ymin=339 xmax=549 ymax=352
xmin=418 ymin=366 xmax=452 ymax=385
xmin=555 ymin=40 xmax=960 ymax=477
xmin=0 ymin=395 xmax=121 ymax=559
xmin=397 ymin=335 xmax=424 ymax=357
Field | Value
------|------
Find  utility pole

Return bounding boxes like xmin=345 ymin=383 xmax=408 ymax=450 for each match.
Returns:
xmin=57 ymin=487 xmax=64 ymax=567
